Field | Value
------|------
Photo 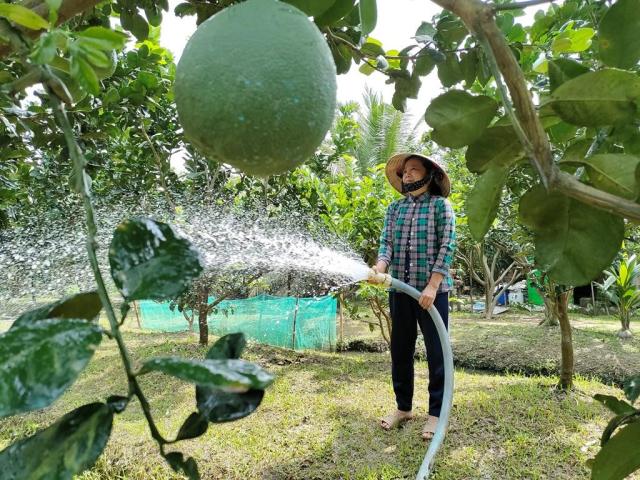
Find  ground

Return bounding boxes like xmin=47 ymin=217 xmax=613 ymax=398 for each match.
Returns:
xmin=0 ymin=310 xmax=639 ymax=479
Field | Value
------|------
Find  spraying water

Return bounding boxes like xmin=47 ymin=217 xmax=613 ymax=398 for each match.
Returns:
xmin=0 ymin=201 xmax=370 ymax=313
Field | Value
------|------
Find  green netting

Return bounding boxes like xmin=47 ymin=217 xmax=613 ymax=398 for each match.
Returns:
xmin=138 ymin=294 xmax=337 ymax=351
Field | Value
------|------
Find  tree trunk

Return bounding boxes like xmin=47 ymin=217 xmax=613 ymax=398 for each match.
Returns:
xmin=557 ymin=290 xmax=574 ymax=390
xmin=540 ymin=295 xmax=560 ymax=326
xmin=198 ymin=284 xmax=210 ymax=346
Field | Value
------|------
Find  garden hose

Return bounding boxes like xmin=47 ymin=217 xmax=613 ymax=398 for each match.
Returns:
xmin=367 ymin=271 xmax=454 ymax=480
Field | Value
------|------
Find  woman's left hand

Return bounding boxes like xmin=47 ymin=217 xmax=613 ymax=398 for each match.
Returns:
xmin=419 ymin=284 xmax=438 ymax=310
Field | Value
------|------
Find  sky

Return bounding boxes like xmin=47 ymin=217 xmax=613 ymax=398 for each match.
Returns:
xmin=159 ymin=0 xmax=445 ymax=126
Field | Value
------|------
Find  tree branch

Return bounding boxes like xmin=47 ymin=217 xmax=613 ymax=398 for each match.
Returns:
xmin=492 ymin=0 xmax=556 ymax=11
xmin=429 ymin=0 xmax=640 ymax=222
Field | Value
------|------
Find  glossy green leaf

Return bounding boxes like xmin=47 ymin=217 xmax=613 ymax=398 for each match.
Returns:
xmin=624 ymin=375 xmax=640 ymax=403
xmin=175 ymin=412 xmax=208 ymax=441
xmin=206 ymin=333 xmax=247 ymax=360
xmin=548 ymin=58 xmax=590 ymax=93
xmin=359 ymin=62 xmax=375 ymax=75
xmin=466 ymin=126 xmax=524 ymax=174
xmin=0 ymin=3 xmax=49 ymax=30
xmin=591 ymin=421 xmax=640 ymax=480
xmin=164 ymin=452 xmax=200 ymax=480
xmin=78 ymin=41 xmax=111 ymax=69
xmin=282 ymin=0 xmax=335 ymax=17
xmin=594 ymin=394 xmax=637 ymax=415
xmin=30 ymin=33 xmax=57 ymax=65
xmin=437 ymin=52 xmax=463 ymax=87
xmin=0 ymin=402 xmax=113 ymax=479
xmin=415 ymin=21 xmax=436 ymax=43
xmin=314 ymin=0 xmax=355 ymax=27
xmin=598 ymin=0 xmax=640 ymax=69
xmin=459 ymin=49 xmax=478 ymax=86
xmin=360 ymin=37 xmax=384 ymax=57
xmin=331 ymin=42 xmax=352 ymax=75
xmin=547 ymin=121 xmax=578 ymax=143
xmin=425 ymin=90 xmax=498 ymax=148
xmin=359 ymin=0 xmax=376 ymax=35
xmin=0 ymin=319 xmax=102 ymax=417
xmin=108 ymin=217 xmax=203 ymax=301
xmin=77 ymin=27 xmax=128 ymax=50
xmin=12 ymin=291 xmax=102 ymax=329
xmin=549 ymin=69 xmax=640 ymax=127
xmin=466 ymin=166 xmax=509 ymax=241
xmin=197 ymin=387 xmax=265 ymax=423
xmin=139 ymin=357 xmax=274 ymax=393
xmin=519 ymin=185 xmax=624 ymax=285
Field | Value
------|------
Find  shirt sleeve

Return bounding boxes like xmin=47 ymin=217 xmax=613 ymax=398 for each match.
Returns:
xmin=377 ymin=202 xmax=395 ymax=266
xmin=432 ymin=197 xmax=456 ymax=276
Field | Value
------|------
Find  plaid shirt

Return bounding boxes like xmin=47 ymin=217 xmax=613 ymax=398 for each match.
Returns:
xmin=377 ymin=193 xmax=456 ymax=292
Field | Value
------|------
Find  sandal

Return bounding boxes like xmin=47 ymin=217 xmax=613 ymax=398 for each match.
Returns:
xmin=422 ymin=415 xmax=439 ymax=440
xmin=380 ymin=410 xmax=413 ymax=431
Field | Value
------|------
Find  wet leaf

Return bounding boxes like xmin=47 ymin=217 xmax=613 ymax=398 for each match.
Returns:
xmin=0 ymin=319 xmax=102 ymax=417
xmin=0 ymin=403 xmax=113 ymax=479
xmin=138 ymin=357 xmax=274 ymax=392
xmin=175 ymin=412 xmax=208 ymax=441
xmin=12 ymin=291 xmax=102 ymax=329
xmin=109 ymin=217 xmax=203 ymax=301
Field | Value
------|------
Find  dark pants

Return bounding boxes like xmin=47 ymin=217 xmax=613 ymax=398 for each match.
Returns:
xmin=389 ymin=291 xmax=449 ymax=416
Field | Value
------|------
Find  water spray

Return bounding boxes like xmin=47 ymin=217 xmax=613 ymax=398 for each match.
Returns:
xmin=366 ymin=269 xmax=454 ymax=480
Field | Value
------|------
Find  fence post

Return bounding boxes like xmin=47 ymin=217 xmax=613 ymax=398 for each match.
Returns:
xmin=291 ymin=297 xmax=299 ymax=350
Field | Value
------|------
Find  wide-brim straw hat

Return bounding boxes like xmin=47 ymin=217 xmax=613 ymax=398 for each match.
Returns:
xmin=385 ymin=152 xmax=451 ymax=197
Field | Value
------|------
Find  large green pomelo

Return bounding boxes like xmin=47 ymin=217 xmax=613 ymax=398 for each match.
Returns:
xmin=174 ymin=0 xmax=337 ymax=177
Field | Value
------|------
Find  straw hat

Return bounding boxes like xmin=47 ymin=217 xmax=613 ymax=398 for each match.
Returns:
xmin=385 ymin=152 xmax=451 ymax=197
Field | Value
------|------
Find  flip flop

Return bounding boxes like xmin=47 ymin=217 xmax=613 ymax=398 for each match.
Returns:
xmin=380 ymin=410 xmax=413 ymax=430
xmin=422 ymin=415 xmax=439 ymax=440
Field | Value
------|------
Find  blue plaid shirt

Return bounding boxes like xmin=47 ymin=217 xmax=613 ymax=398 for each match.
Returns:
xmin=377 ymin=193 xmax=456 ymax=292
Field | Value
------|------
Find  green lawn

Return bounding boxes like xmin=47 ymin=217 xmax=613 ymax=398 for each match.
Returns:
xmin=1 ymin=325 xmax=638 ymax=479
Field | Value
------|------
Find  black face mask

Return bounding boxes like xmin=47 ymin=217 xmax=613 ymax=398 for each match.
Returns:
xmin=401 ymin=171 xmax=433 ymax=194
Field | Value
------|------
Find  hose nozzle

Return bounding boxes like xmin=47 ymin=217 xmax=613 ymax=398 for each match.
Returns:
xmin=367 ymin=268 xmax=392 ymax=287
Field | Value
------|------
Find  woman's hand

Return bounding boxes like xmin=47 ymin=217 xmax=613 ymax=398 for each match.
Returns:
xmin=419 ymin=284 xmax=438 ymax=310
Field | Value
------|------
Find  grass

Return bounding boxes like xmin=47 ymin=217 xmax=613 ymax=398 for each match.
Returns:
xmin=1 ymin=325 xmax=639 ymax=480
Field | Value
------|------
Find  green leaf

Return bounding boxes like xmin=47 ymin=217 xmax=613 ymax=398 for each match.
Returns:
xmin=459 ymin=49 xmax=478 ymax=86
xmin=435 ymin=15 xmax=467 ymax=48
xmin=519 ymin=185 xmax=624 ymax=285
xmin=414 ymin=47 xmax=440 ymax=76
xmin=102 ymin=86 xmax=120 ymax=104
xmin=582 ymin=154 xmax=640 ymax=200
xmin=108 ymin=217 xmax=203 ymax=301
xmin=70 ymin=53 xmax=99 ymax=95
xmin=175 ymin=412 xmax=208 ymax=441
xmin=78 ymin=41 xmax=111 ymax=69
xmin=359 ymin=62 xmax=375 ymax=75
xmin=120 ymin=10 xmax=149 ymax=41
xmin=46 ymin=0 xmax=62 ymax=24
xmin=591 ymin=421 xmax=640 ymax=480
xmin=594 ymin=394 xmax=637 ymax=415
xmin=0 ymin=319 xmax=102 ymax=417
xmin=30 ymin=32 xmax=58 ymax=64
xmin=548 ymin=58 xmax=590 ymax=93
xmin=0 ymin=4 xmax=49 ymax=30
xmin=174 ymin=2 xmax=197 ymax=17
xmin=437 ymin=52 xmax=463 ymax=87
xmin=0 ymin=403 xmax=113 ymax=479
xmin=466 ymin=126 xmax=525 ymax=173
xmin=549 ymin=69 xmax=640 ymax=127
xmin=547 ymin=121 xmax=578 ymax=143
xmin=12 ymin=291 xmax=102 ymax=329
xmin=282 ymin=0 xmax=335 ymax=17
xmin=164 ymin=452 xmax=200 ymax=480
xmin=624 ymin=375 xmax=640 ymax=403
xmin=466 ymin=166 xmax=509 ymax=241
xmin=331 ymin=42 xmax=352 ymax=75
xmin=206 ymin=333 xmax=247 ymax=360
xmin=598 ymin=0 xmax=640 ymax=69
xmin=144 ymin=4 xmax=162 ymax=27
xmin=359 ymin=0 xmax=376 ymax=36
xmin=360 ymin=37 xmax=384 ymax=57
xmin=138 ymin=357 xmax=274 ymax=393
xmin=314 ymin=0 xmax=355 ymax=27
xmin=551 ymin=27 xmax=594 ymax=55
xmin=425 ymin=90 xmax=498 ymax=148
xmin=197 ymin=387 xmax=265 ymax=423
xmin=77 ymin=27 xmax=128 ymax=50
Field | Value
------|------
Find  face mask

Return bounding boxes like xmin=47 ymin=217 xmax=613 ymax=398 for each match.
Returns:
xmin=401 ymin=178 xmax=429 ymax=194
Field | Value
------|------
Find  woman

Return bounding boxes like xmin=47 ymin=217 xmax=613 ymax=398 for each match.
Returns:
xmin=370 ymin=152 xmax=456 ymax=441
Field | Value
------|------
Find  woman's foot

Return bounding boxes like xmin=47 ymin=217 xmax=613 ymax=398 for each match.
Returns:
xmin=380 ymin=409 xmax=413 ymax=430
xmin=422 ymin=415 xmax=439 ymax=440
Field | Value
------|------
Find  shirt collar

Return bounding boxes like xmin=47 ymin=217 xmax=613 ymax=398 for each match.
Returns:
xmin=404 ymin=192 xmax=430 ymax=203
